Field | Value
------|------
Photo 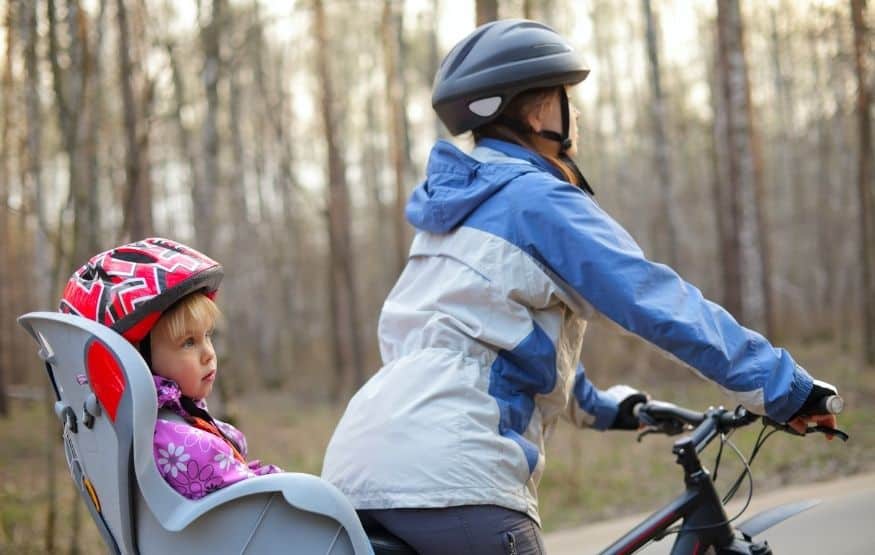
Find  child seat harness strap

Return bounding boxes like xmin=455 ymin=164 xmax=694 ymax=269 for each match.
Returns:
xmin=178 ymin=396 xmax=246 ymax=463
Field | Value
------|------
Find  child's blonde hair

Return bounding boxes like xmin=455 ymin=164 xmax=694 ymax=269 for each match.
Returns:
xmin=152 ymin=293 xmax=221 ymax=342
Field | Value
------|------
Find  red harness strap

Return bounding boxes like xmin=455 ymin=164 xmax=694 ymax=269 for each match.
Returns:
xmin=189 ymin=416 xmax=246 ymax=464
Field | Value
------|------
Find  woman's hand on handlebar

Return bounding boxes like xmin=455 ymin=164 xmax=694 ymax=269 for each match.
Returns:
xmin=607 ymin=385 xmax=649 ymax=430
xmin=788 ymin=412 xmax=837 ymax=438
xmin=787 ymin=379 xmax=842 ymax=440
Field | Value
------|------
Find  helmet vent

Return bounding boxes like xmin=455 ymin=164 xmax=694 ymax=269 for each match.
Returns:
xmin=469 ymin=96 xmax=502 ymax=117
xmin=110 ymin=250 xmax=157 ymax=264
xmin=444 ymin=26 xmax=489 ymax=78
xmin=80 ymin=263 xmax=112 ymax=282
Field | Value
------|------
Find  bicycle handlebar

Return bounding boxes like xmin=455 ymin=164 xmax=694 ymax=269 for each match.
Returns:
xmin=634 ymin=397 xmax=849 ymax=447
xmin=815 ymin=394 xmax=844 ymax=415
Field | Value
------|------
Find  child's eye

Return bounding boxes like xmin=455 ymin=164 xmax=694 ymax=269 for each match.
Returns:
xmin=205 ymin=328 xmax=214 ymax=338
xmin=183 ymin=337 xmax=195 ymax=347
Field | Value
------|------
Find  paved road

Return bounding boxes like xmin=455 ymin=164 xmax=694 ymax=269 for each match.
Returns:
xmin=544 ymin=471 xmax=875 ymax=554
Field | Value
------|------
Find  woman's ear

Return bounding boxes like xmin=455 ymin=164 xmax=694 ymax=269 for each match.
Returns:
xmin=525 ymin=107 xmax=543 ymax=133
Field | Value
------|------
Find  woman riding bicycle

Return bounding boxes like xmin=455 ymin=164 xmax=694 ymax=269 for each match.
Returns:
xmin=322 ymin=19 xmax=839 ymax=554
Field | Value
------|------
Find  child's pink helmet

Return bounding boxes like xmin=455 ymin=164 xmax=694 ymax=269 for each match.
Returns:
xmin=59 ymin=237 xmax=223 ymax=344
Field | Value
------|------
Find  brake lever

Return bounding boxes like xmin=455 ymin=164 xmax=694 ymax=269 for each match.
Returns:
xmin=763 ymin=417 xmax=804 ymax=436
xmin=636 ymin=427 xmax=660 ymax=443
xmin=808 ymin=426 xmax=850 ymax=442
xmin=763 ymin=417 xmax=850 ymax=441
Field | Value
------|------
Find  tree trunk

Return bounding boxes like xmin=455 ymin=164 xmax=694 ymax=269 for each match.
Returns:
xmin=428 ymin=0 xmax=446 ymax=140
xmin=83 ymin=0 xmax=107 ymax=257
xmin=24 ymin=0 xmax=56 ymax=546
xmin=166 ymin=41 xmax=205 ymax=233
xmin=47 ymin=0 xmax=91 ymax=268
xmin=0 ymin=0 xmax=14 ymax=418
xmin=641 ymin=0 xmax=680 ymax=268
xmin=850 ymin=0 xmax=874 ymax=364
xmin=808 ymin=18 xmax=837 ymax=324
xmin=198 ymin=0 xmax=223 ymax=255
xmin=476 ymin=0 xmax=498 ymax=25
xmin=228 ymin=47 xmax=248 ymax=233
xmin=313 ymin=0 xmax=364 ymax=399
xmin=715 ymin=0 xmax=773 ymax=335
xmin=251 ymin=11 xmax=301 ymax=386
xmin=709 ymin=26 xmax=739 ymax=316
xmin=591 ymin=1 xmax=634 ymax=218
xmin=116 ymin=0 xmax=151 ymax=239
xmin=383 ymin=0 xmax=412 ymax=276
xmin=362 ymin=89 xmax=392 ymax=373
xmin=768 ymin=7 xmax=810 ymax=329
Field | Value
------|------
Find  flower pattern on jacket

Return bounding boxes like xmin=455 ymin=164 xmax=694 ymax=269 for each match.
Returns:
xmin=152 ymin=375 xmax=282 ymax=500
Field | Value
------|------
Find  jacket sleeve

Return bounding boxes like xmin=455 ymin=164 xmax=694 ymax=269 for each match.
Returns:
xmin=565 ymin=363 xmax=616 ymax=429
xmin=514 ymin=178 xmax=813 ymax=422
xmin=154 ymin=418 xmax=266 ymax=500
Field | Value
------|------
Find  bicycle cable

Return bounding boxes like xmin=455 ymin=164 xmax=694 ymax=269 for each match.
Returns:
xmin=711 ymin=427 xmax=737 ymax=483
xmin=655 ymin=431 xmax=755 ymax=539
xmin=723 ymin=423 xmax=779 ymax=504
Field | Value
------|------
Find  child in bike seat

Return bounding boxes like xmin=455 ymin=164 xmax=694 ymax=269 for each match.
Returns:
xmin=59 ymin=237 xmax=281 ymax=500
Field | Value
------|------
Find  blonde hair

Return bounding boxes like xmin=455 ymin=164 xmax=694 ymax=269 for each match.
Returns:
xmin=152 ymin=293 xmax=221 ymax=342
xmin=472 ymin=86 xmax=581 ymax=186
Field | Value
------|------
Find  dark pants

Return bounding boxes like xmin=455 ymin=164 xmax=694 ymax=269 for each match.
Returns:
xmin=358 ymin=505 xmax=545 ymax=555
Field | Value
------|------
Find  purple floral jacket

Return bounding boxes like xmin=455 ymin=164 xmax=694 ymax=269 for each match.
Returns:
xmin=153 ymin=376 xmax=282 ymax=499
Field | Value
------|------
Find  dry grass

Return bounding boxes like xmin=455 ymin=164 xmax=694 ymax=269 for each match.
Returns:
xmin=2 ymin=339 xmax=873 ymax=552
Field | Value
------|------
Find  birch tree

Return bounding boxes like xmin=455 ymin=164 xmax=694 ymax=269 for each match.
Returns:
xmin=46 ymin=0 xmax=92 ymax=267
xmin=250 ymin=10 xmax=303 ymax=385
xmin=0 ymin=0 xmax=14 ymax=418
xmin=83 ymin=0 xmax=107 ymax=255
xmin=166 ymin=41 xmax=205 ymax=235
xmin=313 ymin=0 xmax=364 ymax=399
xmin=641 ymin=0 xmax=680 ymax=267
xmin=197 ymin=0 xmax=223 ymax=254
xmin=116 ymin=0 xmax=152 ymax=239
xmin=383 ymin=0 xmax=413 ymax=275
xmin=715 ymin=0 xmax=774 ymax=335
xmin=20 ymin=1 xmax=58 ymax=546
xmin=850 ymin=0 xmax=874 ymax=363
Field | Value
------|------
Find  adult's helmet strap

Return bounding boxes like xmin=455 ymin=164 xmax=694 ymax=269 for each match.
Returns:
xmin=539 ymin=87 xmax=572 ymax=152
xmin=495 ymin=87 xmax=574 ymax=153
xmin=490 ymin=119 xmax=596 ymax=196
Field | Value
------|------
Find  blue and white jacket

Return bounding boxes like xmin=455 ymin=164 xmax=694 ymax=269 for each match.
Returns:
xmin=321 ymin=138 xmax=813 ymax=524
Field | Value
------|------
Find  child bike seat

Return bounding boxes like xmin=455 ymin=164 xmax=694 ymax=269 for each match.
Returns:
xmin=19 ymin=311 xmax=374 ymax=555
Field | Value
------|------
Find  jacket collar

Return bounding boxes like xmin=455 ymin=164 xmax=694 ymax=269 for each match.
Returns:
xmin=474 ymin=138 xmax=564 ymax=180
xmin=153 ymin=374 xmax=208 ymax=416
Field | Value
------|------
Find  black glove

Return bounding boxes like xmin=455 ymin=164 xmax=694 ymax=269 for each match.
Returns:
xmin=607 ymin=385 xmax=648 ymax=430
xmin=790 ymin=379 xmax=839 ymax=420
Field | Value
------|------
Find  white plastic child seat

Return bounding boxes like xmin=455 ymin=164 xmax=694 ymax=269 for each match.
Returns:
xmin=18 ymin=312 xmax=374 ymax=555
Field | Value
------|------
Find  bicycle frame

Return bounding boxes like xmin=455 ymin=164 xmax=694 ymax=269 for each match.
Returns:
xmin=600 ymin=412 xmax=770 ymax=555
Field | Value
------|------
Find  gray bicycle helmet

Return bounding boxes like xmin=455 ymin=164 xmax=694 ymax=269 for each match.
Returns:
xmin=432 ymin=19 xmax=589 ymax=137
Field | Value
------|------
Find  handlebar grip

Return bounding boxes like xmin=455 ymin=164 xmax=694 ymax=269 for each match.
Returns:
xmin=632 ymin=402 xmax=645 ymax=418
xmin=816 ymin=395 xmax=844 ymax=415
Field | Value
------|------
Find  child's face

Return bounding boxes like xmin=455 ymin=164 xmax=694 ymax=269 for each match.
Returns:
xmin=150 ymin=315 xmax=217 ymax=401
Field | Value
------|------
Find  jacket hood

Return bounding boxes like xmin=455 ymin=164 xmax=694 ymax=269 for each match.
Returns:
xmin=406 ymin=139 xmax=550 ymax=233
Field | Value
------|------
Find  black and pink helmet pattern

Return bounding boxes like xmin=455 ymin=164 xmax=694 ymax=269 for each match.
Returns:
xmin=59 ymin=238 xmax=223 ymax=344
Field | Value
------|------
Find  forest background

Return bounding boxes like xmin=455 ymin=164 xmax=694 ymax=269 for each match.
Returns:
xmin=0 ymin=0 xmax=874 ymax=552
